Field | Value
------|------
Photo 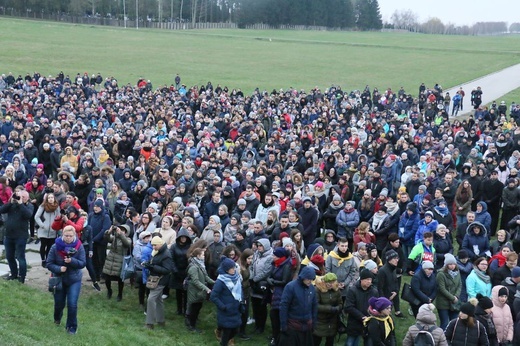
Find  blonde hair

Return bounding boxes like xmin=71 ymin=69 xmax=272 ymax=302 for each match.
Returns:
xmin=62 ymin=225 xmax=77 ymax=241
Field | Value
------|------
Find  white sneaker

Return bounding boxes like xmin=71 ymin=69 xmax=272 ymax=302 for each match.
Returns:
xmin=247 ymin=317 xmax=255 ymax=325
xmin=161 ymin=294 xmax=168 ymax=299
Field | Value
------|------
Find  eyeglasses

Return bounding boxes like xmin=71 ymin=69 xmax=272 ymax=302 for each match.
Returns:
xmin=479 ymin=263 xmax=488 ymax=266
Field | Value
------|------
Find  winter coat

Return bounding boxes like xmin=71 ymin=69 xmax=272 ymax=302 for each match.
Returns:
xmin=403 ymin=307 xmax=448 ymax=346
xmin=325 ymin=248 xmax=358 ymax=295
xmin=474 ymin=305 xmax=498 ymax=346
xmin=411 ymin=269 xmax=437 ymax=305
xmin=102 ymin=228 xmax=131 ymax=277
xmin=370 ymin=212 xmax=398 ymax=251
xmin=46 ymin=241 xmax=86 ymax=286
xmin=445 ymin=317 xmax=489 ymax=346
xmin=466 ymin=269 xmax=492 ymax=299
xmin=364 ymin=314 xmax=396 ymax=346
xmin=436 ymin=269 xmax=462 ymax=311
xmin=474 ymin=201 xmax=492 ymax=234
xmin=407 ymin=241 xmax=436 ymax=273
xmin=298 ymin=205 xmax=319 ymax=246
xmin=208 ymin=239 xmax=225 ymax=279
xmin=0 ymin=201 xmax=33 ymax=239
xmin=268 ymin=256 xmax=293 ymax=310
xmin=336 ymin=207 xmax=360 ymax=239
xmin=147 ymin=243 xmax=174 ymax=287
xmin=35 ymin=204 xmax=61 ymax=239
xmin=210 ymin=268 xmax=242 ymax=329
xmin=322 ymin=202 xmax=343 ymax=232
xmin=89 ymin=205 xmax=112 ymax=245
xmin=344 ymin=280 xmax=379 ymax=337
xmin=415 ymin=218 xmax=439 ymax=245
xmin=279 ymin=269 xmax=318 ymax=332
xmin=313 ymin=276 xmax=342 ymax=338
xmin=399 ymin=209 xmax=420 ymax=247
xmin=169 ymin=229 xmax=192 ymax=289
xmin=255 ymin=201 xmax=279 ymax=225
xmin=250 ymin=238 xmax=273 ymax=298
xmin=377 ymin=262 xmax=399 ymax=300
xmin=491 ymin=285 xmax=514 ymax=343
xmin=462 ymin=222 xmax=490 ymax=260
xmin=186 ymin=257 xmax=215 ymax=305
xmin=433 ymin=233 xmax=453 ymax=269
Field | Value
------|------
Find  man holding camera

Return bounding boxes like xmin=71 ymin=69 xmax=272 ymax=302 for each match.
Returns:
xmin=1 ymin=190 xmax=34 ymax=283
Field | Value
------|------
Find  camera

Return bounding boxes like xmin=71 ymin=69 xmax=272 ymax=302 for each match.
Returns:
xmin=60 ymin=209 xmax=66 ymax=215
xmin=12 ymin=194 xmax=20 ymax=201
xmin=66 ymin=248 xmax=77 ymax=258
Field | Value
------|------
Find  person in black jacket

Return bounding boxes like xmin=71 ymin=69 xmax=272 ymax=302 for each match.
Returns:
xmin=169 ymin=228 xmax=192 ymax=316
xmin=474 ymin=294 xmax=498 ymax=346
xmin=445 ymin=301 xmax=489 ymax=346
xmin=344 ymin=269 xmax=379 ymax=346
xmin=410 ymin=261 xmax=437 ymax=317
xmin=1 ymin=189 xmax=34 ymax=283
xmin=143 ymin=236 xmax=174 ymax=329
xmin=377 ymin=249 xmax=405 ymax=318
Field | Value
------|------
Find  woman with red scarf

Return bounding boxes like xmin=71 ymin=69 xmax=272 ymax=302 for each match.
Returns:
xmin=46 ymin=226 xmax=86 ymax=335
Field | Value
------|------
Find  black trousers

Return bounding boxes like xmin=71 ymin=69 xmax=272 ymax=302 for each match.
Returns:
xmin=220 ymin=327 xmax=237 ymax=346
xmin=251 ymin=296 xmax=268 ymax=332
xmin=176 ymin=289 xmax=187 ymax=314
xmin=313 ymin=335 xmax=335 ymax=346
xmin=188 ymin=302 xmax=203 ymax=327
xmin=93 ymin=243 xmax=107 ymax=281
xmin=270 ymin=308 xmax=281 ymax=343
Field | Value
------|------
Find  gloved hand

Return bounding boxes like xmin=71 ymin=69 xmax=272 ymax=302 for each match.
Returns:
xmin=267 ymin=278 xmax=275 ymax=286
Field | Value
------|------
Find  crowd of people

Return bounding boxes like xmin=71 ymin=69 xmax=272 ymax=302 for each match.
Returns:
xmin=3 ymin=70 xmax=520 ymax=345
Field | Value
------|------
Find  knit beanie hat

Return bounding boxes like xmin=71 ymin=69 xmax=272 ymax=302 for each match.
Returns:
xmin=460 ymin=302 xmax=475 ymax=317
xmin=273 ymin=247 xmax=288 ymax=258
xmin=282 ymin=238 xmax=294 ymax=248
xmin=498 ymin=286 xmax=509 ymax=297
xmin=364 ymin=260 xmax=377 ymax=271
xmin=368 ymin=296 xmax=392 ymax=312
xmin=359 ymin=269 xmax=374 ymax=280
xmin=151 ymin=236 xmax=165 ymax=246
xmin=94 ymin=199 xmax=104 ymax=208
xmin=220 ymin=258 xmax=235 ymax=273
xmin=476 ymin=293 xmax=493 ymax=310
xmin=444 ymin=253 xmax=457 ymax=266
xmin=323 ymin=273 xmax=337 ymax=282
xmin=385 ymin=250 xmax=399 ymax=262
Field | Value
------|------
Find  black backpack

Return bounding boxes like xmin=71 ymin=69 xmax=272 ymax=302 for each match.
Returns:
xmin=413 ymin=324 xmax=436 ymax=346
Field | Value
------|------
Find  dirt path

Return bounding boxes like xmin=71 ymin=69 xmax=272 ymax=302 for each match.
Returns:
xmin=445 ymin=63 xmax=520 ymax=116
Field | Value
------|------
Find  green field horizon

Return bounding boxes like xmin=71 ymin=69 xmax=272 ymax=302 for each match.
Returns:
xmin=2 ymin=17 xmax=520 ymax=94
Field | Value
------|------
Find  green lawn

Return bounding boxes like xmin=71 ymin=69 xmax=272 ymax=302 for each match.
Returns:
xmin=0 ymin=277 xmax=416 ymax=345
xmin=1 ymin=18 xmax=520 ymax=93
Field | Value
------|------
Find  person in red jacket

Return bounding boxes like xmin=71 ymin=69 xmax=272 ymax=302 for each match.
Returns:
xmin=52 ymin=206 xmax=85 ymax=239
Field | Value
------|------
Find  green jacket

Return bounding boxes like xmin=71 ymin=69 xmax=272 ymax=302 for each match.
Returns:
xmin=407 ymin=241 xmax=436 ymax=273
xmin=187 ymin=258 xmax=215 ymax=305
xmin=435 ymin=269 xmax=461 ymax=311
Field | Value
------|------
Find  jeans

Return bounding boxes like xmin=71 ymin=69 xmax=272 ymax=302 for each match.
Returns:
xmin=54 ymin=280 xmax=82 ymax=331
xmin=4 ymin=236 xmax=27 ymax=279
xmin=345 ymin=335 xmax=361 ymax=346
xmin=83 ymin=245 xmax=97 ymax=282
xmin=438 ymin=309 xmax=459 ymax=330
xmin=456 ymin=215 xmax=466 ymax=227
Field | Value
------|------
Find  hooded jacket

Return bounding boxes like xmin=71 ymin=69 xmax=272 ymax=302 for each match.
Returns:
xmin=336 ymin=204 xmax=360 ymax=239
xmin=462 ymin=222 xmax=491 ymax=260
xmin=250 ymin=238 xmax=273 ymax=298
xmin=491 ymin=285 xmax=514 ymax=343
xmin=403 ymin=304 xmax=448 ymax=346
xmin=474 ymin=201 xmax=492 ymax=234
xmin=325 ymin=246 xmax=357 ymax=295
xmin=169 ymin=229 xmax=193 ymax=289
xmin=314 ymin=276 xmax=342 ymax=337
xmin=279 ymin=267 xmax=318 ymax=332
xmin=414 ymin=218 xmax=439 ymax=245
xmin=399 ymin=204 xmax=420 ymax=246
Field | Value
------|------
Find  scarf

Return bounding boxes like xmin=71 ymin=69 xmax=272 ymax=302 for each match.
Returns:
xmin=244 ymin=193 xmax=257 ymax=201
xmin=43 ymin=201 xmax=59 ymax=213
xmin=328 ymin=249 xmax=353 ymax=265
xmin=274 ymin=256 xmax=287 ymax=267
xmin=448 ymin=269 xmax=459 ymax=279
xmin=288 ymin=222 xmax=300 ymax=228
xmin=330 ymin=202 xmax=344 ymax=210
xmin=458 ymin=188 xmax=470 ymax=204
xmin=217 ymin=270 xmax=242 ymax=301
xmin=434 ymin=205 xmax=449 ymax=217
xmin=385 ymin=201 xmax=399 ymax=216
xmin=473 ymin=267 xmax=491 ymax=284
xmin=193 ymin=256 xmax=207 ymax=271
xmin=363 ymin=314 xmax=394 ymax=340
xmin=372 ymin=212 xmax=388 ymax=230
xmin=55 ymin=237 xmax=82 ymax=259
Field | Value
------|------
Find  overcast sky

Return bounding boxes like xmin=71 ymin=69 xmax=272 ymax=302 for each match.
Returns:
xmin=378 ymin=0 xmax=520 ymax=27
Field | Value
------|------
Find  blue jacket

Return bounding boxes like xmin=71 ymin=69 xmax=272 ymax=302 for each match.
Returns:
xmin=89 ymin=205 xmax=112 ymax=245
xmin=461 ymin=222 xmax=490 ymax=260
xmin=269 ymin=257 xmax=293 ymax=310
xmin=399 ymin=209 xmax=420 ymax=246
xmin=46 ymin=242 xmax=86 ymax=286
xmin=210 ymin=268 xmax=242 ymax=329
xmin=465 ymin=269 xmax=492 ymax=299
xmin=414 ymin=218 xmax=439 ymax=245
xmin=336 ymin=207 xmax=360 ymax=239
xmin=474 ymin=201 xmax=492 ymax=234
xmin=279 ymin=267 xmax=318 ymax=331
xmin=411 ymin=268 xmax=437 ymax=304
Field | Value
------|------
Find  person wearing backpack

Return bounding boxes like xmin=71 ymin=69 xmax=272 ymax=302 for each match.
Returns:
xmin=403 ymin=303 xmax=448 ymax=346
xmin=444 ymin=301 xmax=490 ymax=346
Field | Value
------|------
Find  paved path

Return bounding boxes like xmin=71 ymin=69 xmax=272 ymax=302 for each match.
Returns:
xmin=445 ymin=63 xmax=520 ymax=117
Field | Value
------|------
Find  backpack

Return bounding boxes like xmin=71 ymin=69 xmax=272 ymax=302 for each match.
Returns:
xmin=413 ymin=324 xmax=436 ymax=346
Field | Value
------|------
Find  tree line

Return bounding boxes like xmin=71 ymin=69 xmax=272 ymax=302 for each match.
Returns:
xmin=0 ymin=0 xmax=383 ymax=30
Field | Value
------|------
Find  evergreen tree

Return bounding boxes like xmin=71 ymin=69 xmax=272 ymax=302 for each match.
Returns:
xmin=355 ymin=0 xmax=382 ymax=30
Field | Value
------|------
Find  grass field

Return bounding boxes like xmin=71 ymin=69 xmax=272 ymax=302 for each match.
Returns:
xmin=1 ymin=18 xmax=520 ymax=93
xmin=0 ymin=275 xmax=415 ymax=346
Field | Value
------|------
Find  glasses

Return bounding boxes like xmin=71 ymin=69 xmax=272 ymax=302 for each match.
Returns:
xmin=479 ymin=263 xmax=488 ymax=266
